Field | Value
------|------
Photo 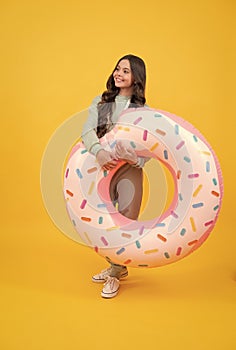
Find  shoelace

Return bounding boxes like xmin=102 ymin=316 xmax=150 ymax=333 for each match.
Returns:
xmin=99 ymin=267 xmax=112 ymax=278
xmin=103 ymin=276 xmax=117 ymax=287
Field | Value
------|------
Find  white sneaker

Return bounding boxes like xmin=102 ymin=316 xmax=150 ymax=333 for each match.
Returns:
xmin=101 ymin=276 xmax=120 ymax=298
xmin=92 ymin=267 xmax=128 ymax=283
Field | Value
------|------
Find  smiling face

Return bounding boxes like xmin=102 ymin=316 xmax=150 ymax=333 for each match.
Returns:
xmin=113 ymin=59 xmax=134 ymax=95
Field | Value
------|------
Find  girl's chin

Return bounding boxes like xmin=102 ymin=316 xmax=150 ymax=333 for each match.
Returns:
xmin=115 ymin=83 xmax=129 ymax=89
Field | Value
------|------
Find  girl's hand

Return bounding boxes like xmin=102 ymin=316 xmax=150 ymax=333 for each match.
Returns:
xmin=114 ymin=141 xmax=138 ymax=165
xmin=96 ymin=149 xmax=118 ymax=170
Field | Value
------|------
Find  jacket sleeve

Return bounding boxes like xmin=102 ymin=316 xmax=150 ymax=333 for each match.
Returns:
xmin=132 ymin=156 xmax=150 ymax=168
xmin=81 ymin=95 xmax=103 ymax=155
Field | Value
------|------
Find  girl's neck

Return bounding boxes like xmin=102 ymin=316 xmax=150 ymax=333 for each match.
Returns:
xmin=119 ymin=87 xmax=133 ymax=96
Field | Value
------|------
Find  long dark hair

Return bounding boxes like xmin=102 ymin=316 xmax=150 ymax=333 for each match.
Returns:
xmin=96 ymin=54 xmax=146 ymax=138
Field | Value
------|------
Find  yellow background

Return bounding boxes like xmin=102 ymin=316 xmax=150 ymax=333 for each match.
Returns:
xmin=1 ymin=0 xmax=235 ymax=349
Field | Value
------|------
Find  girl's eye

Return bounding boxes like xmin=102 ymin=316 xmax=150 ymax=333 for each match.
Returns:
xmin=124 ymin=70 xmax=129 ymax=74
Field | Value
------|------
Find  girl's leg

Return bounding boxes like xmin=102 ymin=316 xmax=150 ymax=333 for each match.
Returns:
xmin=108 ymin=164 xmax=143 ymax=277
xmin=109 ymin=163 xmax=143 ymax=219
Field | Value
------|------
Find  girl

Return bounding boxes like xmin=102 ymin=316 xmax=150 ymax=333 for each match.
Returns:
xmin=82 ymin=54 xmax=148 ymax=298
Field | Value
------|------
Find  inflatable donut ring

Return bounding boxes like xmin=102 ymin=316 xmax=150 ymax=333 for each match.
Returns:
xmin=63 ymin=108 xmax=223 ymax=268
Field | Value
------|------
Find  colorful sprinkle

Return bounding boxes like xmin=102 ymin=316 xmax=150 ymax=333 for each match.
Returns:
xmin=103 ymin=170 xmax=108 ymax=177
xmin=212 ymin=178 xmax=217 ymax=186
xmin=98 ymin=217 xmax=103 ymax=224
xmin=94 ymin=246 xmax=98 ymax=253
xmin=144 ymin=249 xmax=159 ymax=254
xmin=193 ymin=135 xmax=198 ymax=142
xmin=176 ymin=140 xmax=185 ymax=150
xmin=213 ymin=205 xmax=219 ymax=211
xmin=171 ymin=211 xmax=178 ymax=219
xmin=184 ymin=156 xmax=191 ymax=163
xmin=81 ymin=149 xmax=87 ymax=154
xmin=188 ymin=173 xmax=199 ymax=179
xmin=138 ymin=264 xmax=149 ymax=267
xmin=211 ymin=191 xmax=220 ymax=197
xmin=80 ymin=199 xmax=87 ymax=209
xmin=133 ymin=116 xmax=142 ymax=125
xmin=110 ymin=141 xmax=117 ymax=149
xmin=143 ymin=130 xmax=148 ymax=141
xmin=206 ymin=161 xmax=210 ymax=172
xmin=164 ymin=252 xmax=170 ymax=259
xmin=157 ymin=234 xmax=167 ymax=242
xmin=97 ymin=203 xmax=107 ymax=208
xmin=116 ymin=247 xmax=125 ymax=255
xmin=88 ymin=181 xmax=95 ymax=195
xmin=106 ymin=226 xmax=120 ymax=231
xmin=156 ymin=222 xmax=166 ymax=227
xmin=156 ymin=129 xmax=166 ymax=136
xmin=164 ymin=150 xmax=168 ymax=159
xmin=175 ymin=125 xmax=179 ymax=135
xmin=176 ymin=247 xmax=182 ymax=256
xmin=65 ymin=168 xmax=69 ymax=178
xmin=154 ymin=113 xmax=162 ymax=118
xmin=72 ymin=219 xmax=76 ymax=226
xmin=124 ymin=259 xmax=132 ymax=264
xmin=179 ymin=193 xmax=183 ymax=201
xmin=81 ymin=217 xmax=91 ymax=222
xmin=136 ymin=240 xmax=141 ymax=249
xmin=180 ymin=228 xmax=186 ymax=236
xmin=118 ymin=126 xmax=130 ymax=131
xmin=66 ymin=189 xmax=74 ymax=197
xmin=139 ymin=226 xmax=145 ymax=235
xmin=205 ymin=220 xmax=214 ymax=226
xmin=200 ymin=151 xmax=211 ymax=156
xmin=150 ymin=142 xmax=159 ymax=151
xmin=193 ymin=184 xmax=203 ymax=197
xmin=190 ymin=217 xmax=196 ymax=232
xmin=121 ymin=233 xmax=132 ymax=239
xmin=130 ymin=141 xmax=136 ymax=148
xmin=76 ymin=169 xmax=83 ymax=179
xmin=87 ymin=166 xmax=97 ymax=174
xmin=177 ymin=170 xmax=181 ymax=179
xmin=192 ymin=202 xmax=204 ymax=208
xmin=101 ymin=236 xmax=108 ymax=246
xmin=188 ymin=240 xmax=198 ymax=246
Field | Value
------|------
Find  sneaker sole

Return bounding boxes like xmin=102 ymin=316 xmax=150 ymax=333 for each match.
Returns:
xmin=101 ymin=289 xmax=119 ymax=298
xmin=92 ymin=271 xmax=128 ymax=283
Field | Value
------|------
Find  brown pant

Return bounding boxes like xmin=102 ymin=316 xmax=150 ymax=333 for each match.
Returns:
xmin=109 ymin=163 xmax=143 ymax=220
xmin=108 ymin=163 xmax=143 ymax=276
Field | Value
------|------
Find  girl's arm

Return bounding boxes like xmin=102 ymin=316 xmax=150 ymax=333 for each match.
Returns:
xmin=114 ymin=141 xmax=150 ymax=168
xmin=82 ymin=96 xmax=117 ymax=170
xmin=81 ymin=96 xmax=103 ymax=155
